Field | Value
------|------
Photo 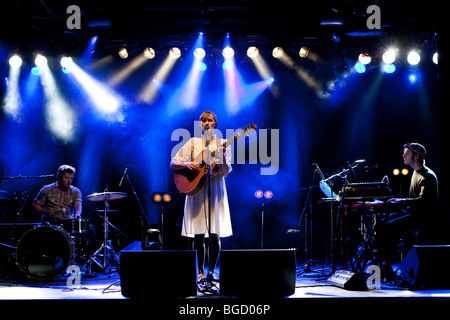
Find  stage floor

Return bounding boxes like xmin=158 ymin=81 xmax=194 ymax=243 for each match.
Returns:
xmin=1 ymin=267 xmax=450 ymax=318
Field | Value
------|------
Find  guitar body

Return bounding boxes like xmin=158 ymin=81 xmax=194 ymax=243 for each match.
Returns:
xmin=174 ymin=148 xmax=221 ymax=196
xmin=173 ymin=123 xmax=256 ymax=196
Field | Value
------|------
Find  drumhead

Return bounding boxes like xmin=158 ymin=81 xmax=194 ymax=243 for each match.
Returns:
xmin=16 ymin=226 xmax=72 ymax=280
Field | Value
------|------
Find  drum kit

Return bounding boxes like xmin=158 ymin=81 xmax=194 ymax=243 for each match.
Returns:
xmin=14 ymin=190 xmax=128 ymax=280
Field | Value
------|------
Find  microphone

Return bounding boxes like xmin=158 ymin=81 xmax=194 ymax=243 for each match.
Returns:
xmin=353 ymin=159 xmax=366 ymax=165
xmin=118 ymin=164 xmax=129 ymax=187
xmin=313 ymin=163 xmax=325 ymax=180
xmin=204 ymin=124 xmax=209 ymax=131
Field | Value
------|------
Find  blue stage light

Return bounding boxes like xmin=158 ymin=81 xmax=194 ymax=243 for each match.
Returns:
xmin=197 ymin=62 xmax=207 ymax=71
xmin=408 ymin=73 xmax=417 ymax=84
xmin=354 ymin=62 xmax=366 ymax=74
xmin=222 ymin=60 xmax=234 ymax=70
xmin=31 ymin=67 xmax=41 ymax=76
xmin=383 ymin=63 xmax=396 ymax=74
xmin=266 ymin=77 xmax=275 ymax=85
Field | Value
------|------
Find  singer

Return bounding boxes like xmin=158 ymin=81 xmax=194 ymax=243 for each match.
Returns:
xmin=170 ymin=111 xmax=233 ymax=281
xmin=32 ymin=164 xmax=82 ymax=224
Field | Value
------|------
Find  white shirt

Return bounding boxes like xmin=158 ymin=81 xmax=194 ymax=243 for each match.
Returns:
xmin=171 ymin=137 xmax=233 ymax=238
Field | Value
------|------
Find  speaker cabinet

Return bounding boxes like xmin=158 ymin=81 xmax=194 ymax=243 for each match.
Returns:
xmin=399 ymin=245 xmax=450 ymax=289
xmin=219 ymin=249 xmax=296 ymax=298
xmin=120 ymin=250 xmax=197 ymax=299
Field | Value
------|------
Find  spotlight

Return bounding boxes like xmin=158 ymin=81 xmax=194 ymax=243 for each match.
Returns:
xmin=358 ymin=53 xmax=371 ymax=65
xmin=331 ymin=33 xmax=340 ymax=43
xmin=408 ymin=73 xmax=417 ymax=84
xmin=35 ymin=55 xmax=48 ymax=67
xmin=383 ymin=63 xmax=396 ymax=74
xmin=222 ymin=60 xmax=234 ymax=70
xmin=9 ymin=55 xmax=22 ymax=68
xmin=433 ymin=52 xmax=438 ymax=65
xmin=299 ymin=47 xmax=309 ymax=58
xmin=266 ymin=77 xmax=275 ymax=85
xmin=354 ymin=62 xmax=366 ymax=74
xmin=222 ymin=46 xmax=234 ymax=59
xmin=382 ymin=49 xmax=396 ymax=64
xmin=272 ymin=47 xmax=284 ymax=59
xmin=31 ymin=67 xmax=41 ymax=76
xmin=407 ymin=51 xmax=420 ymax=65
xmin=197 ymin=61 xmax=207 ymax=71
xmin=153 ymin=192 xmax=162 ymax=203
xmin=169 ymin=47 xmax=181 ymax=58
xmin=153 ymin=192 xmax=171 ymax=204
xmin=255 ymin=190 xmax=263 ymax=199
xmin=263 ymin=190 xmax=273 ymax=199
xmin=402 ymin=168 xmax=409 ymax=175
xmin=144 ymin=47 xmax=155 ymax=59
xmin=194 ymin=47 xmax=206 ymax=60
xmin=118 ymin=47 xmax=128 ymax=59
xmin=163 ymin=193 xmax=172 ymax=202
xmin=60 ymin=56 xmax=73 ymax=68
xmin=393 ymin=169 xmax=400 ymax=176
xmin=247 ymin=46 xmax=259 ymax=58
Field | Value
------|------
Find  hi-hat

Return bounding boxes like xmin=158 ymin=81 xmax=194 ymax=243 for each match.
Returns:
xmin=86 ymin=192 xmax=128 ymax=202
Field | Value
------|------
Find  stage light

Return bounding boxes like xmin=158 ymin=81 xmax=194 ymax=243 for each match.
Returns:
xmin=9 ymin=55 xmax=22 ymax=68
xmin=383 ymin=63 xmax=396 ymax=74
xmin=60 ymin=56 xmax=73 ymax=68
xmin=163 ymin=193 xmax=172 ymax=202
xmin=35 ymin=55 xmax=48 ymax=67
xmin=255 ymin=190 xmax=263 ymax=199
xmin=152 ymin=192 xmax=162 ymax=203
xmin=197 ymin=61 xmax=207 ymax=71
xmin=194 ymin=47 xmax=205 ymax=60
xmin=299 ymin=46 xmax=309 ymax=58
xmin=222 ymin=46 xmax=234 ymax=59
xmin=247 ymin=46 xmax=259 ymax=58
xmin=31 ymin=67 xmax=41 ymax=76
xmin=408 ymin=73 xmax=417 ymax=84
xmin=118 ymin=47 xmax=128 ymax=59
xmin=402 ymin=168 xmax=409 ymax=175
xmin=222 ymin=60 xmax=234 ymax=70
xmin=169 ymin=47 xmax=181 ymax=58
xmin=382 ymin=49 xmax=396 ymax=64
xmin=354 ymin=62 xmax=366 ymax=74
xmin=433 ymin=52 xmax=438 ymax=65
xmin=90 ymin=36 xmax=98 ymax=45
xmin=393 ymin=169 xmax=400 ymax=176
xmin=272 ymin=47 xmax=284 ymax=59
xmin=263 ymin=190 xmax=273 ymax=199
xmin=144 ymin=47 xmax=155 ymax=59
xmin=407 ymin=51 xmax=420 ymax=65
xmin=266 ymin=77 xmax=275 ymax=85
xmin=358 ymin=53 xmax=371 ymax=65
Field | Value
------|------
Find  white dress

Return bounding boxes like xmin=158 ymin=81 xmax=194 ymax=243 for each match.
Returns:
xmin=171 ymin=137 xmax=233 ymax=238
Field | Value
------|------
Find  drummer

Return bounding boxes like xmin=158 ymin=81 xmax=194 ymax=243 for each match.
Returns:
xmin=32 ymin=164 xmax=82 ymax=224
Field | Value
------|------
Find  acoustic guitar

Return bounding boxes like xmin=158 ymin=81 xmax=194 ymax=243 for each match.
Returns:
xmin=174 ymin=123 xmax=256 ymax=196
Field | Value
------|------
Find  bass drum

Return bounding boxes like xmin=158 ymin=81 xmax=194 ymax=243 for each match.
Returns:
xmin=16 ymin=226 xmax=72 ymax=280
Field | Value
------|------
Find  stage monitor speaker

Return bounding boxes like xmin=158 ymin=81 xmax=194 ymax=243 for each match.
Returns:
xmin=120 ymin=250 xmax=197 ymax=299
xmin=399 ymin=245 xmax=450 ymax=289
xmin=121 ymin=240 xmax=160 ymax=251
xmin=220 ymin=249 xmax=296 ymax=298
xmin=327 ymin=270 xmax=367 ymax=291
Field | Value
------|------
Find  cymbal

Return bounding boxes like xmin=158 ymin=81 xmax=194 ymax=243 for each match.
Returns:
xmin=86 ymin=192 xmax=128 ymax=202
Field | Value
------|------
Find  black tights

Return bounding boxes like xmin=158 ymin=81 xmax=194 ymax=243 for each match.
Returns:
xmin=190 ymin=234 xmax=220 ymax=274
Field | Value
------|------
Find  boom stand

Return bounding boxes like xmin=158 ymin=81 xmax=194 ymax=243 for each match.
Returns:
xmin=88 ymin=198 xmax=120 ymax=273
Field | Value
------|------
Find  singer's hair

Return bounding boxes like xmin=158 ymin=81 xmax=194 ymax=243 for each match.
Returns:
xmin=199 ymin=110 xmax=218 ymax=128
xmin=56 ymin=164 xmax=76 ymax=180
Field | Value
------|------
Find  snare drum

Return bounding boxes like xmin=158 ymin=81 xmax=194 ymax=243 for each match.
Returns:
xmin=16 ymin=226 xmax=72 ymax=280
xmin=60 ymin=218 xmax=89 ymax=235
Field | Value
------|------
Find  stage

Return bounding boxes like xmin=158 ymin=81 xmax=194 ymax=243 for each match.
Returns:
xmin=1 ymin=264 xmax=450 ymax=318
